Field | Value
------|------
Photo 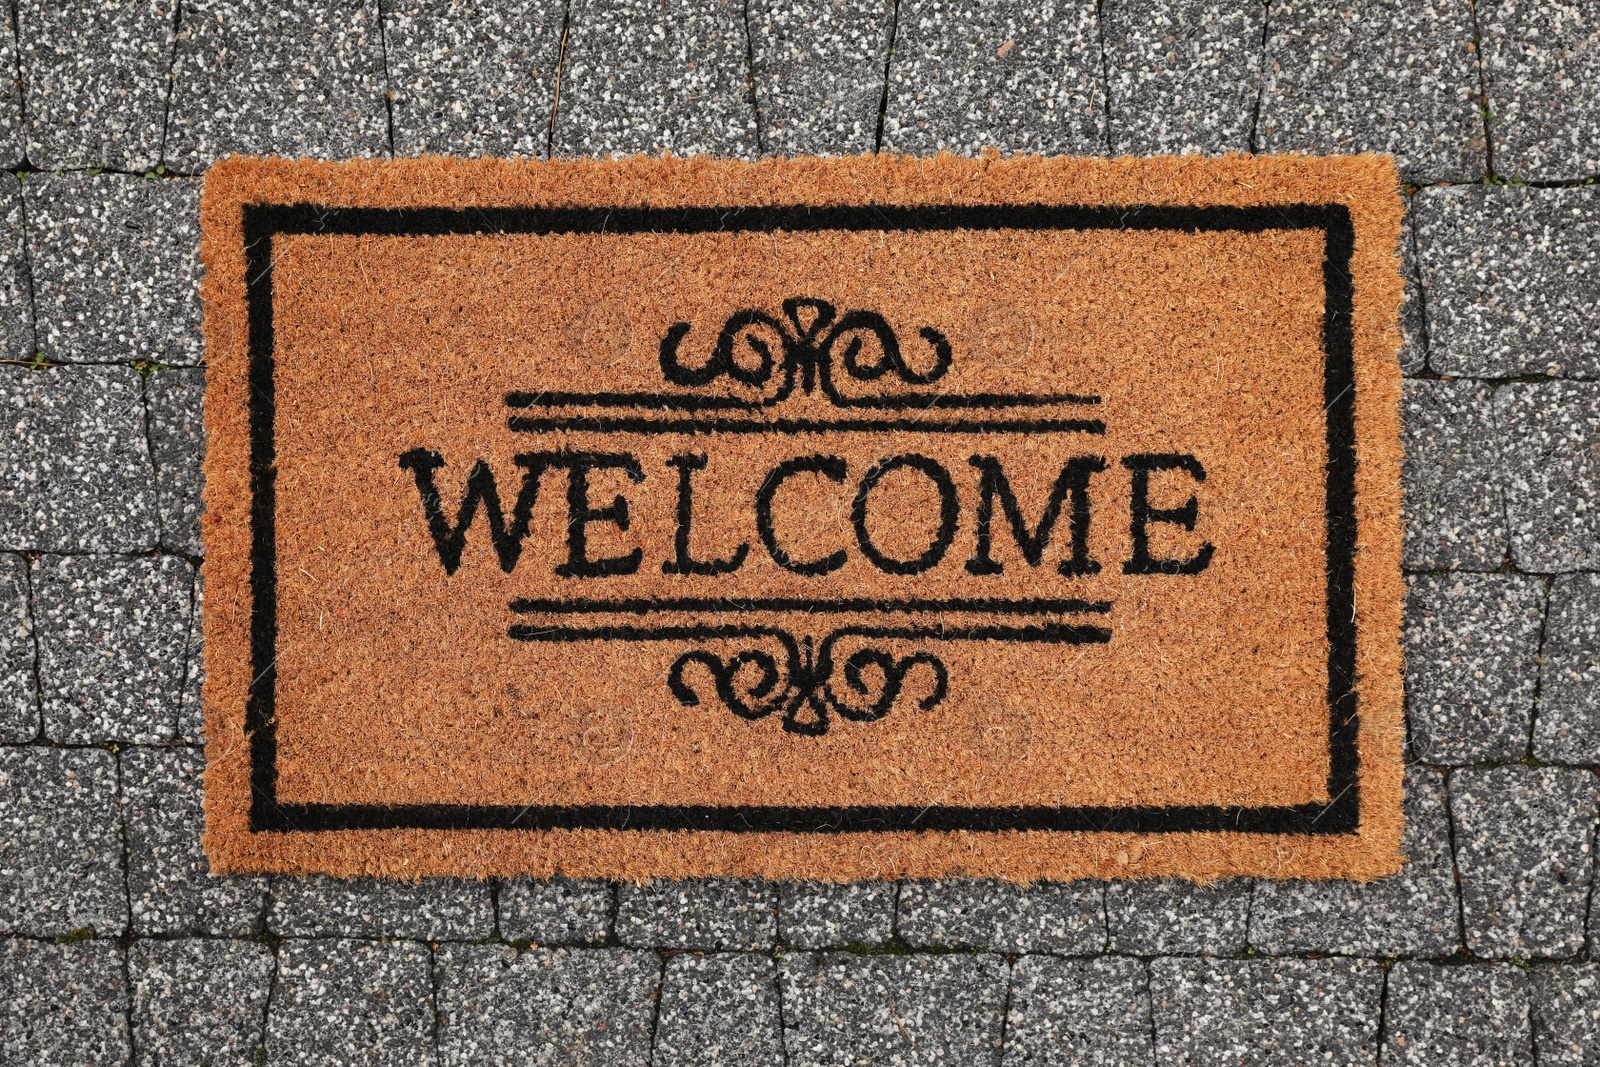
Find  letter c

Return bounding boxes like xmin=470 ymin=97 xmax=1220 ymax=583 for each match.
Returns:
xmin=755 ymin=455 xmax=849 ymax=576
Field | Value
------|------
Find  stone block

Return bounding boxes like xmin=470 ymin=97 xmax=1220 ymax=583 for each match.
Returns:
xmin=435 ymin=944 xmax=659 ymax=1066
xmin=1404 ymin=572 xmax=1544 ymax=763
xmin=34 ymin=553 xmax=194 ymax=743
xmin=0 ymin=366 xmax=157 ymax=552
xmin=386 ymin=0 xmax=565 ymax=157
xmin=131 ymin=938 xmax=273 ymax=1067
xmin=1481 ymin=1 xmax=1600 ymax=181
xmin=26 ymin=173 xmax=203 ymax=367
xmin=1100 ymin=0 xmax=1263 ymax=154
xmin=1497 ymin=381 xmax=1600 ymax=573
xmin=1416 ymin=185 xmax=1600 ymax=378
xmin=881 ymin=0 xmax=1104 ymax=155
xmin=1258 ymin=0 xmax=1484 ymax=182
xmin=0 ymin=745 xmax=127 ymax=936
xmin=1401 ymin=380 xmax=1504 ymax=571
xmin=165 ymin=0 xmax=389 ymax=167
xmin=780 ymin=950 xmax=1009 ymax=1066
xmin=616 ymin=878 xmax=777 ymax=950
xmin=655 ymin=952 xmax=784 ymax=1067
xmin=16 ymin=0 xmax=173 ymax=170
xmin=1382 ymin=962 xmax=1533 ymax=1066
xmin=1535 ymin=574 xmax=1600 ymax=764
xmin=1150 ymin=956 xmax=1383 ymax=1066
xmin=553 ymin=0 xmax=758 ymax=158
xmin=266 ymin=939 xmax=434 ymax=1067
xmin=1452 ymin=765 xmax=1599 ymax=957
xmin=0 ymin=937 xmax=130 ymax=1067
xmin=123 ymin=745 xmax=266 ymax=936
xmin=750 ymin=0 xmax=892 ymax=156
xmin=897 ymin=879 xmax=1104 ymax=953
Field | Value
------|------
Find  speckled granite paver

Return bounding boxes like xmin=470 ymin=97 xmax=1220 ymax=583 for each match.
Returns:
xmin=881 ymin=0 xmax=1104 ymax=156
xmin=1100 ymin=0 xmax=1263 ymax=155
xmin=165 ymin=0 xmax=390 ymax=167
xmin=0 ymin=366 xmax=158 ymax=552
xmin=1480 ymin=0 xmax=1600 ymax=181
xmin=0 ymin=555 xmax=36 ymax=742
xmin=1257 ymin=0 xmax=1485 ymax=182
xmin=16 ymin=0 xmax=173 ymax=171
xmin=1415 ymin=184 xmax=1600 ymax=379
xmin=553 ymin=0 xmax=758 ymax=158
xmin=386 ymin=0 xmax=565 ymax=157
xmin=750 ymin=0 xmax=893 ymax=156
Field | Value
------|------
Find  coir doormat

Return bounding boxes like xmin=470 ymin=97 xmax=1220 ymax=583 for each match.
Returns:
xmin=200 ymin=154 xmax=1405 ymax=882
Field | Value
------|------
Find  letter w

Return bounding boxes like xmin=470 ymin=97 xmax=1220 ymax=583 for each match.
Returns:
xmin=398 ymin=448 xmax=548 ymax=575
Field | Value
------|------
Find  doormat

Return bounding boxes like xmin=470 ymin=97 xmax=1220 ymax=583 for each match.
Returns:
xmin=200 ymin=154 xmax=1406 ymax=882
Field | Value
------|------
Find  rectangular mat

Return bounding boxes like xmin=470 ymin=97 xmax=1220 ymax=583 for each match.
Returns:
xmin=200 ymin=155 xmax=1405 ymax=882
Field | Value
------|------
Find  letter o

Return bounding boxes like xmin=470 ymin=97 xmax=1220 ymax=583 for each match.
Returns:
xmin=851 ymin=454 xmax=959 ymax=575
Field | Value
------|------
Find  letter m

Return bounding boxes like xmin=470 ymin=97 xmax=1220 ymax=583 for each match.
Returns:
xmin=398 ymin=448 xmax=547 ymax=575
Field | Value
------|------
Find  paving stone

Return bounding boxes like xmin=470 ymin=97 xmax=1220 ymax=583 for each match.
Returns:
xmin=1105 ymin=879 xmax=1249 ymax=955
xmin=880 ymin=0 xmax=1104 ymax=156
xmin=385 ymin=0 xmax=564 ymax=157
xmin=1100 ymin=0 xmax=1263 ymax=155
xmin=1150 ymin=956 xmax=1383 ymax=1067
xmin=897 ymin=879 xmax=1104 ymax=953
xmin=270 ymin=873 xmax=493 ymax=940
xmin=1536 ymin=574 xmax=1600 ymax=764
xmin=1534 ymin=964 xmax=1600 ymax=1067
xmin=1404 ymin=573 xmax=1544 ymax=763
xmin=0 ymin=937 xmax=130 ymax=1067
xmin=0 ymin=26 xmax=21 ymax=170
xmin=267 ymin=938 xmax=433 ymax=1067
xmin=16 ymin=0 xmax=173 ymax=170
xmin=0 ymin=366 xmax=158 ymax=552
xmin=0 ymin=745 xmax=126 ymax=936
xmin=497 ymin=877 xmax=612 ymax=944
xmin=779 ymin=950 xmax=1008 ymax=1066
xmin=1250 ymin=764 xmax=1461 ymax=956
xmin=1401 ymin=380 xmax=1505 ymax=571
xmin=34 ymin=554 xmax=194 ymax=743
xmin=655 ymin=952 xmax=784 ymax=1067
xmin=616 ymin=878 xmax=776 ymax=949
xmin=0 ymin=555 xmax=36 ymax=742
xmin=1496 ymin=382 xmax=1600 ymax=573
xmin=123 ymin=746 xmax=266 ymax=936
xmin=1480 ymin=1 xmax=1600 ymax=181
xmin=1003 ymin=955 xmax=1153 ymax=1067
xmin=0 ymin=175 xmax=31 ymax=361
xmin=749 ymin=0 xmax=893 ymax=156
xmin=1416 ymin=185 xmax=1600 ymax=378
xmin=1452 ymin=765 xmax=1600 ymax=957
xmin=779 ymin=880 xmax=896 ymax=948
xmin=131 ymin=938 xmax=273 ymax=1067
xmin=176 ymin=567 xmax=204 ymax=741
xmin=165 ymin=0 xmax=390 ymax=168
xmin=434 ymin=944 xmax=659 ymax=1066
xmin=26 ymin=173 xmax=203 ymax=367
xmin=1257 ymin=0 xmax=1484 ymax=182
xmin=1399 ymin=194 xmax=1429 ymax=376
xmin=145 ymin=367 xmax=204 ymax=556
xmin=552 ymin=0 xmax=758 ymax=158
xmin=1383 ymin=962 xmax=1533 ymax=1067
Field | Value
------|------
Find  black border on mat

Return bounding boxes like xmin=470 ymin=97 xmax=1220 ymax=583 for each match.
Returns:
xmin=240 ymin=202 xmax=1360 ymax=836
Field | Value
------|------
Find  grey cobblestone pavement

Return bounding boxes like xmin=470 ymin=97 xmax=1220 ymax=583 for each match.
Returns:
xmin=0 ymin=1 xmax=1597 ymax=1063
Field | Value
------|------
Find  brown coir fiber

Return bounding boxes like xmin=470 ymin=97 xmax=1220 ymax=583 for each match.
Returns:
xmin=200 ymin=154 xmax=1405 ymax=883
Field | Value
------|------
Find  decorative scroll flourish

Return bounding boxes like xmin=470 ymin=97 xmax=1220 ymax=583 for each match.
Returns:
xmin=658 ymin=297 xmax=954 ymax=408
xmin=667 ymin=629 xmax=949 ymax=736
